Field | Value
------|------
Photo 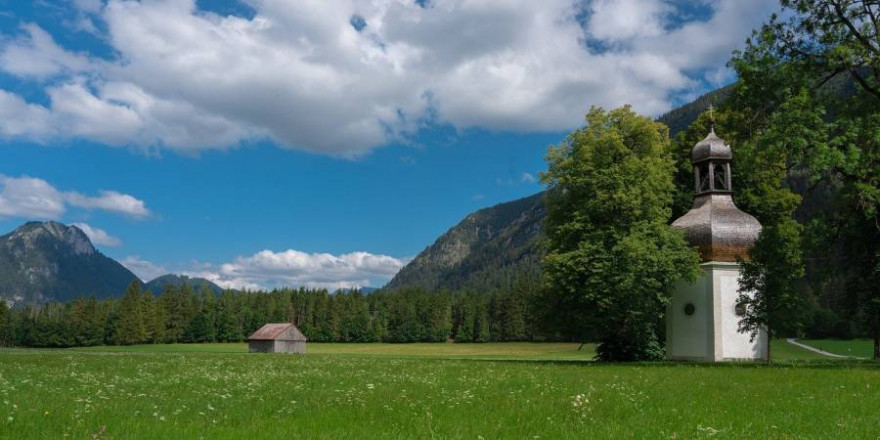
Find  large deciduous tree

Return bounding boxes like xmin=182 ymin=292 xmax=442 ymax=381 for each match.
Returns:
xmin=541 ymin=106 xmax=700 ymax=362
xmin=732 ymin=0 xmax=880 ymax=358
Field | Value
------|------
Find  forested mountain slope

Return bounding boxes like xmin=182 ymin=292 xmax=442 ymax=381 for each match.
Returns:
xmin=145 ymin=274 xmax=224 ymax=295
xmin=386 ymin=192 xmax=544 ymax=292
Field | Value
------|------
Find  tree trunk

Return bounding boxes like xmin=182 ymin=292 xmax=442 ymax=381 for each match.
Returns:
xmin=766 ymin=327 xmax=772 ymax=365
xmin=874 ymin=329 xmax=880 ymax=360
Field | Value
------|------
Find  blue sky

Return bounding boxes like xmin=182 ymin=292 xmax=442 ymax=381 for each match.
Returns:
xmin=0 ymin=0 xmax=774 ymax=289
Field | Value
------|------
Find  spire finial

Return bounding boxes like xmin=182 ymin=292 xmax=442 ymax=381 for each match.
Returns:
xmin=708 ymin=104 xmax=716 ymax=134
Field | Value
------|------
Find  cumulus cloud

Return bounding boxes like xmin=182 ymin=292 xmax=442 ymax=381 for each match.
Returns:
xmin=587 ymin=0 xmax=669 ymax=42
xmin=0 ymin=90 xmax=57 ymax=140
xmin=0 ymin=174 xmax=151 ymax=220
xmin=186 ymin=249 xmax=408 ymax=291
xmin=73 ymin=0 xmax=104 ymax=14
xmin=71 ymin=222 xmax=122 ymax=247
xmin=65 ymin=190 xmax=151 ymax=219
xmin=121 ymin=255 xmax=167 ymax=282
xmin=0 ymin=24 xmax=92 ymax=79
xmin=0 ymin=0 xmax=775 ymax=156
xmin=0 ymin=175 xmax=66 ymax=219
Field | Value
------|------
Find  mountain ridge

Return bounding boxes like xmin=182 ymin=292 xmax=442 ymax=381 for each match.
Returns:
xmin=386 ymin=87 xmax=731 ymax=292
xmin=144 ymin=274 xmax=224 ymax=295
xmin=0 ymin=221 xmax=140 ymax=305
xmin=386 ymin=192 xmax=544 ymax=292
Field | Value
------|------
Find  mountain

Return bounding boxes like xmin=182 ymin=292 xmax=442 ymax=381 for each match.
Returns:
xmin=386 ymin=192 xmax=544 ymax=292
xmin=386 ymin=89 xmax=734 ymax=292
xmin=0 ymin=221 xmax=140 ymax=305
xmin=144 ymin=274 xmax=224 ymax=295
xmin=657 ymin=85 xmax=732 ymax=136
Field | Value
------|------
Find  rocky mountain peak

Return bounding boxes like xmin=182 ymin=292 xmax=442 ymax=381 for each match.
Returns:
xmin=9 ymin=221 xmax=95 ymax=256
xmin=0 ymin=221 xmax=138 ymax=305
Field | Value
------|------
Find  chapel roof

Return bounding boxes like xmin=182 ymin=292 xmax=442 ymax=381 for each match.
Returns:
xmin=671 ymin=194 xmax=761 ymax=262
xmin=673 ymin=129 xmax=761 ymax=262
xmin=692 ymin=129 xmax=732 ymax=163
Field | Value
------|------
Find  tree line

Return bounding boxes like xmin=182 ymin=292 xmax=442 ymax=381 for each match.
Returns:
xmin=0 ymin=275 xmax=556 ymax=347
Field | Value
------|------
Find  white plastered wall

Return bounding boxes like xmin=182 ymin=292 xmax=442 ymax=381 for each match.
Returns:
xmin=667 ymin=269 xmax=712 ymax=360
xmin=667 ymin=262 xmax=767 ymax=361
xmin=713 ymin=264 xmax=767 ymax=360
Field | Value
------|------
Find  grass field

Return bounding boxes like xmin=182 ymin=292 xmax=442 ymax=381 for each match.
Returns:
xmin=71 ymin=341 xmax=599 ymax=360
xmin=1 ymin=341 xmax=878 ymax=439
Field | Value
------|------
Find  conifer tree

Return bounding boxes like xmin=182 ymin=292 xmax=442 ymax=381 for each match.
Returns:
xmin=115 ymin=282 xmax=147 ymax=345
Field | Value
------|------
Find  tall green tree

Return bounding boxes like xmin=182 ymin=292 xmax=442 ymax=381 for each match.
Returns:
xmin=737 ymin=218 xmax=806 ymax=363
xmin=542 ymin=106 xmax=700 ymax=361
xmin=732 ymin=0 xmax=880 ymax=358
xmin=115 ymin=282 xmax=148 ymax=345
xmin=216 ymin=290 xmax=243 ymax=342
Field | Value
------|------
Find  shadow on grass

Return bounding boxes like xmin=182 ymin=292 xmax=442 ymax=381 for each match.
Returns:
xmin=451 ymin=357 xmax=880 ymax=370
xmin=3 ymin=346 xmax=877 ymax=370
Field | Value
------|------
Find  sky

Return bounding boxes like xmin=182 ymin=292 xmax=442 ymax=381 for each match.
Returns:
xmin=0 ymin=0 xmax=776 ymax=290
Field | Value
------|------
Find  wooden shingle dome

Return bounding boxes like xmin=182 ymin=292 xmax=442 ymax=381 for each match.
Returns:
xmin=672 ymin=129 xmax=761 ymax=262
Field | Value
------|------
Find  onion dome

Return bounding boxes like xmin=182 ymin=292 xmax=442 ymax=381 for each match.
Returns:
xmin=672 ymin=129 xmax=761 ymax=262
xmin=691 ymin=129 xmax=732 ymax=163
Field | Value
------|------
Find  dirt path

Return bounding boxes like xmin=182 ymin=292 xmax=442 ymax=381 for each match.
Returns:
xmin=786 ymin=338 xmax=865 ymax=359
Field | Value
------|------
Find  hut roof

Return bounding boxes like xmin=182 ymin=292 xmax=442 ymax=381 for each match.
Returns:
xmin=248 ymin=323 xmax=308 ymax=341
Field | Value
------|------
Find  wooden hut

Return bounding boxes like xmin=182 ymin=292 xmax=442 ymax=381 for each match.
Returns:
xmin=248 ymin=323 xmax=307 ymax=354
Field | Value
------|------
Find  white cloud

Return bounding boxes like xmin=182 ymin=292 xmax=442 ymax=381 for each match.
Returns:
xmin=188 ymin=249 xmax=408 ymax=291
xmin=0 ymin=174 xmax=151 ymax=220
xmin=0 ymin=0 xmax=775 ymax=156
xmin=0 ymin=90 xmax=57 ymax=140
xmin=0 ymin=175 xmax=66 ymax=219
xmin=73 ymin=0 xmax=104 ymax=14
xmin=587 ymin=0 xmax=668 ymax=42
xmin=121 ymin=255 xmax=167 ymax=282
xmin=520 ymin=172 xmax=537 ymax=183
xmin=0 ymin=24 xmax=92 ymax=79
xmin=71 ymin=222 xmax=122 ymax=247
xmin=65 ymin=190 xmax=150 ymax=219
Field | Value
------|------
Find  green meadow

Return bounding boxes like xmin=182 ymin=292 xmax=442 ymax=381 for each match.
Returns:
xmin=1 ymin=341 xmax=878 ymax=439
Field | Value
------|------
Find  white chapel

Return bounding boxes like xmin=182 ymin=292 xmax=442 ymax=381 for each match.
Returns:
xmin=667 ymin=127 xmax=767 ymax=361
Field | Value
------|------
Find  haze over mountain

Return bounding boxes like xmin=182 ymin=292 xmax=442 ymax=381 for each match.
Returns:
xmin=0 ymin=221 xmax=140 ymax=305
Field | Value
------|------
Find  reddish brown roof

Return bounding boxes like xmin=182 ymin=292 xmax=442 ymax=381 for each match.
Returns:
xmin=248 ymin=323 xmax=307 ymax=341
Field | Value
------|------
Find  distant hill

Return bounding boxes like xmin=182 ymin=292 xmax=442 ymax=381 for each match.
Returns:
xmin=657 ymin=85 xmax=732 ymax=136
xmin=0 ymin=221 xmax=140 ymax=305
xmin=145 ymin=274 xmax=224 ymax=295
xmin=386 ymin=192 xmax=544 ymax=292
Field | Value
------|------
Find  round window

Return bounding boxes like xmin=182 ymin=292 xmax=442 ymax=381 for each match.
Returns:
xmin=734 ymin=303 xmax=746 ymax=317
xmin=684 ymin=303 xmax=695 ymax=316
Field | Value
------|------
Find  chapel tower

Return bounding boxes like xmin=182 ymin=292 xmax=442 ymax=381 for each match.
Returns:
xmin=667 ymin=125 xmax=767 ymax=361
